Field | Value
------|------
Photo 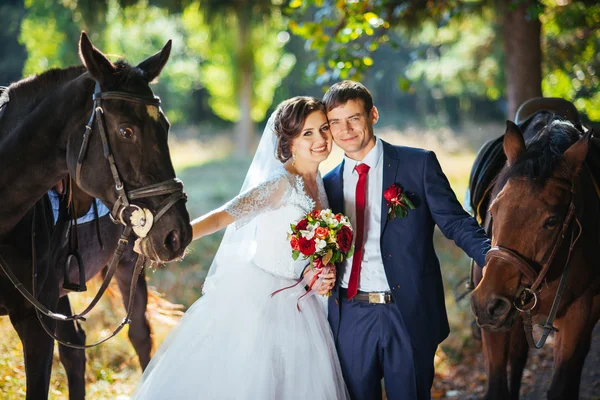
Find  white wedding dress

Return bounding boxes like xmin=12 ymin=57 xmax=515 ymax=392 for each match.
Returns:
xmin=133 ymin=166 xmax=349 ymax=399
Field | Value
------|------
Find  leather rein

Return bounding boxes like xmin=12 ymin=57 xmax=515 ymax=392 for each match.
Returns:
xmin=485 ymin=177 xmax=582 ymax=349
xmin=0 ymin=82 xmax=186 ymax=348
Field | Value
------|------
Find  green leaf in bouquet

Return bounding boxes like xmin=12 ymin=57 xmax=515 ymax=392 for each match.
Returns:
xmin=290 ymin=223 xmax=296 ymax=232
xmin=292 ymin=250 xmax=300 ymax=260
xmin=346 ymin=245 xmax=354 ymax=259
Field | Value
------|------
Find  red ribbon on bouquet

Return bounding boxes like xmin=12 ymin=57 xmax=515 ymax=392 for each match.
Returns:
xmin=270 ymin=260 xmax=326 ymax=312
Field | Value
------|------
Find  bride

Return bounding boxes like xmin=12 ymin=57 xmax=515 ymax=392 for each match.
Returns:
xmin=133 ymin=97 xmax=349 ymax=399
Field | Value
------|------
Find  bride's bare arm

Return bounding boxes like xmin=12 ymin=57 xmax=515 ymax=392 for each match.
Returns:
xmin=191 ymin=173 xmax=290 ymax=242
xmin=191 ymin=210 xmax=235 ymax=241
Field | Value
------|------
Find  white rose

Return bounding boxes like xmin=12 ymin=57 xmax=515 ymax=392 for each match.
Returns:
xmin=301 ymin=224 xmax=317 ymax=240
xmin=320 ymin=209 xmax=333 ymax=220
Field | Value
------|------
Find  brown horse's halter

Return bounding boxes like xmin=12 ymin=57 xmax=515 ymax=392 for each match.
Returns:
xmin=0 ymin=82 xmax=187 ymax=348
xmin=485 ymin=177 xmax=582 ymax=349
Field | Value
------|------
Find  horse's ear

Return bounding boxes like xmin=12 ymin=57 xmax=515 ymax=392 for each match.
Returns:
xmin=559 ymin=132 xmax=590 ymax=177
xmin=79 ymin=32 xmax=115 ymax=83
xmin=504 ymin=120 xmax=525 ymax=166
xmin=136 ymin=40 xmax=172 ymax=83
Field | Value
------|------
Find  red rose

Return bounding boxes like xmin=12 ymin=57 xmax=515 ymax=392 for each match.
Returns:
xmin=335 ymin=214 xmax=342 ymax=222
xmin=315 ymin=226 xmax=329 ymax=239
xmin=290 ymin=236 xmax=300 ymax=251
xmin=383 ymin=184 xmax=403 ymax=204
xmin=336 ymin=225 xmax=353 ymax=253
xmin=298 ymin=237 xmax=316 ymax=256
xmin=311 ymin=210 xmax=321 ymax=219
xmin=295 ymin=218 xmax=309 ymax=231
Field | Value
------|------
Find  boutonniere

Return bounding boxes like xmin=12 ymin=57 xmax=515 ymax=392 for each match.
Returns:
xmin=384 ymin=183 xmax=416 ymax=220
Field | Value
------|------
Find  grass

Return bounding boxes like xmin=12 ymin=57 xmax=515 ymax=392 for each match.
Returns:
xmin=0 ymin=122 xmax=502 ymax=399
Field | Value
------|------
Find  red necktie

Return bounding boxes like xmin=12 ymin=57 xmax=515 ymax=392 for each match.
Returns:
xmin=347 ymin=163 xmax=370 ymax=299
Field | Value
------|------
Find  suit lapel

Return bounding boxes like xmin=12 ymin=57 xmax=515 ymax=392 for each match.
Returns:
xmin=381 ymin=141 xmax=400 ymax=236
xmin=327 ymin=160 xmax=345 ymax=215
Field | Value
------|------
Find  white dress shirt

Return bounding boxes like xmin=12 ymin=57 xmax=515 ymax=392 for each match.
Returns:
xmin=339 ymin=137 xmax=390 ymax=292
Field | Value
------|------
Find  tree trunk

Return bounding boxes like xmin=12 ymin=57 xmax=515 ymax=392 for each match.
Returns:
xmin=235 ymin=5 xmax=254 ymax=156
xmin=502 ymin=0 xmax=543 ymax=120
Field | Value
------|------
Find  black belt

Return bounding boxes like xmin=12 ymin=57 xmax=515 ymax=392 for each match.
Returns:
xmin=340 ymin=288 xmax=394 ymax=304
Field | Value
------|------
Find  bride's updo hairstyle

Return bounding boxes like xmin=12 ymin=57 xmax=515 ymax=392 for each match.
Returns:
xmin=273 ymin=96 xmax=326 ymax=163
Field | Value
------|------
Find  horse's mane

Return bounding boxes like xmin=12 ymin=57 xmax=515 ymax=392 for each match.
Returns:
xmin=0 ymin=66 xmax=86 ymax=110
xmin=0 ymin=60 xmax=147 ymax=111
xmin=494 ymin=113 xmax=582 ymax=194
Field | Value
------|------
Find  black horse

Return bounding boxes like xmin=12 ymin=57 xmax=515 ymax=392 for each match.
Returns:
xmin=48 ymin=180 xmax=153 ymax=399
xmin=0 ymin=33 xmax=192 ymax=399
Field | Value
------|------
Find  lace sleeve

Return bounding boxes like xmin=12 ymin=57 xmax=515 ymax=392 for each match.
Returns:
xmin=222 ymin=172 xmax=291 ymax=228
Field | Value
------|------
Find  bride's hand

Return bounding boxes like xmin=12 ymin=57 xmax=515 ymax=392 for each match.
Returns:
xmin=316 ymin=265 xmax=336 ymax=295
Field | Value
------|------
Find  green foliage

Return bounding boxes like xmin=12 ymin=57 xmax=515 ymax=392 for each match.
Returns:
xmin=288 ymin=0 xmax=600 ymax=121
xmin=0 ymin=2 xmax=28 ymax=84
xmin=19 ymin=0 xmax=201 ymax=124
xmin=287 ymin=0 xmax=391 ymax=81
xmin=406 ymin=8 xmax=503 ymax=101
xmin=19 ymin=0 xmax=81 ymax=75
xmin=102 ymin=0 xmax=202 ymax=124
xmin=182 ymin=1 xmax=295 ymax=123
xmin=17 ymin=0 xmax=296 ymax=126
xmin=285 ymin=0 xmax=482 ymax=82
xmin=541 ymin=0 xmax=600 ymax=120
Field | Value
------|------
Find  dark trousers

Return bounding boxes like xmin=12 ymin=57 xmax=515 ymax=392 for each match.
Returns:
xmin=332 ymin=297 xmax=435 ymax=400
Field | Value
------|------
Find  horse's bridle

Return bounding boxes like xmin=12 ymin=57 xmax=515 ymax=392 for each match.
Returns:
xmin=0 ymin=81 xmax=188 ymax=348
xmin=484 ymin=177 xmax=582 ymax=349
xmin=76 ymin=82 xmax=187 ymax=239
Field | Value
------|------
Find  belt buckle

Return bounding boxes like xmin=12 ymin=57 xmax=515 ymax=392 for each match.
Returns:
xmin=368 ymin=292 xmax=385 ymax=304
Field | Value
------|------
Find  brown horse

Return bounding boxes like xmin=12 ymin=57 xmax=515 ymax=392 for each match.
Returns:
xmin=471 ymin=117 xmax=600 ymax=399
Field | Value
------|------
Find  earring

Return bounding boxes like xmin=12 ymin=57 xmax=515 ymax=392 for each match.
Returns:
xmin=292 ymin=153 xmax=297 ymax=166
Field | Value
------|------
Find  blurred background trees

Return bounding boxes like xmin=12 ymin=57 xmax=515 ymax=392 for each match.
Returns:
xmin=287 ymin=0 xmax=599 ymax=121
xmin=1 ymin=0 xmax=598 ymax=156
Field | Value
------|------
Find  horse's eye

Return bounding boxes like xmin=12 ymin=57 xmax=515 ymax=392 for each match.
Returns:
xmin=119 ymin=127 xmax=134 ymax=140
xmin=543 ymin=216 xmax=560 ymax=229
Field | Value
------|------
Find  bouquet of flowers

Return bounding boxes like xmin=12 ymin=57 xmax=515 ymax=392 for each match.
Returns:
xmin=271 ymin=209 xmax=354 ymax=311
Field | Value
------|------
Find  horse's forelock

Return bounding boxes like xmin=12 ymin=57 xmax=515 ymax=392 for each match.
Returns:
xmin=494 ymin=115 xmax=581 ymax=198
xmin=112 ymin=60 xmax=154 ymax=93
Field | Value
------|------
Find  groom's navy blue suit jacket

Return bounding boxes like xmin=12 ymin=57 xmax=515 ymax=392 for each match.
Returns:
xmin=324 ymin=140 xmax=490 ymax=354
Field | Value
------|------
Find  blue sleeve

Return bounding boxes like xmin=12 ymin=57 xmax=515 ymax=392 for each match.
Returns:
xmin=423 ymin=151 xmax=490 ymax=267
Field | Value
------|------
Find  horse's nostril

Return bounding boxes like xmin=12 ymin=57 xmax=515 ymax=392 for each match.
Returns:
xmin=486 ymin=295 xmax=512 ymax=318
xmin=164 ymin=229 xmax=180 ymax=252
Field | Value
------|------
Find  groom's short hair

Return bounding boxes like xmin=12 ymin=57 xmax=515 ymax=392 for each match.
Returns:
xmin=323 ymin=80 xmax=373 ymax=114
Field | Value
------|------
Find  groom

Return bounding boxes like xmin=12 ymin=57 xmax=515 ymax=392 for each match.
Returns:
xmin=322 ymin=80 xmax=490 ymax=400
